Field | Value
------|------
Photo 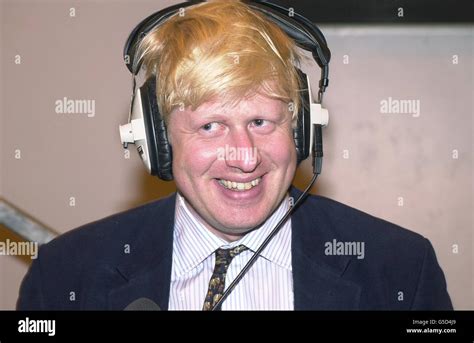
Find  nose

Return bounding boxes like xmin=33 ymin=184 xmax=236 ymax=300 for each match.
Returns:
xmin=223 ymin=127 xmax=260 ymax=173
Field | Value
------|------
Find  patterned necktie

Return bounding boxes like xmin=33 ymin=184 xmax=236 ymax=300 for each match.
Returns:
xmin=202 ymin=245 xmax=248 ymax=311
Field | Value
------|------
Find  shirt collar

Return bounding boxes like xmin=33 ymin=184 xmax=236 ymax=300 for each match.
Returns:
xmin=172 ymin=192 xmax=292 ymax=278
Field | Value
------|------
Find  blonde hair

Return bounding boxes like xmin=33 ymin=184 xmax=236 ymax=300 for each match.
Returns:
xmin=136 ymin=0 xmax=302 ymax=124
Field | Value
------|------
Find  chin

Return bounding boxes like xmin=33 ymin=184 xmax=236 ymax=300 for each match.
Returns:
xmin=208 ymin=196 xmax=281 ymax=229
xmin=212 ymin=214 xmax=267 ymax=234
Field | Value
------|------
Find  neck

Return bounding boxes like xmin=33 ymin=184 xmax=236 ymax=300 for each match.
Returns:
xmin=177 ymin=192 xmax=290 ymax=243
xmin=179 ymin=195 xmax=247 ymax=242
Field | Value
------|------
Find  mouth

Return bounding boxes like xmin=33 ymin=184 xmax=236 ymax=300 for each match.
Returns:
xmin=217 ymin=176 xmax=262 ymax=192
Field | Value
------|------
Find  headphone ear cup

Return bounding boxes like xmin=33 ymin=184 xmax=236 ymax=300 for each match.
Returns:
xmin=140 ymin=77 xmax=173 ymax=181
xmin=293 ymin=69 xmax=311 ymax=164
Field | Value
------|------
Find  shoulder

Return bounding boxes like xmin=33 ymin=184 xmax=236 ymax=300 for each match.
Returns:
xmin=17 ymin=194 xmax=176 ymax=310
xmin=40 ymin=193 xmax=175 ymax=263
xmin=292 ymin=193 xmax=452 ymax=309
xmin=298 ymin=193 xmax=427 ymax=250
xmin=291 ymin=192 xmax=430 ymax=283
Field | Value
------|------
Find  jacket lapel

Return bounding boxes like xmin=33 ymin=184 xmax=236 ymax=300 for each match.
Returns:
xmin=290 ymin=187 xmax=362 ymax=310
xmin=107 ymin=193 xmax=176 ymax=311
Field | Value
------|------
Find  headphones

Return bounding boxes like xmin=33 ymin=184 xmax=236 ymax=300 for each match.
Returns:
xmin=119 ymin=0 xmax=330 ymax=181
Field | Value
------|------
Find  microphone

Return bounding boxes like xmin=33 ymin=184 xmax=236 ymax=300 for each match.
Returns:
xmin=124 ymin=298 xmax=161 ymax=311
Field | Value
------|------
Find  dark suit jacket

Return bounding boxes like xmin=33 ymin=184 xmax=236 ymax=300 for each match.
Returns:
xmin=17 ymin=188 xmax=453 ymax=310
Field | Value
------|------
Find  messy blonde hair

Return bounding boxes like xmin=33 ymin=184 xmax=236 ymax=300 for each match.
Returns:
xmin=136 ymin=0 xmax=302 ymax=124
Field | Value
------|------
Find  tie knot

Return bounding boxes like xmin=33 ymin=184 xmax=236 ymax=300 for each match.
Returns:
xmin=215 ymin=245 xmax=248 ymax=266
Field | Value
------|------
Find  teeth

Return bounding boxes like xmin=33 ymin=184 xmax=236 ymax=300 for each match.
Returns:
xmin=218 ymin=177 xmax=262 ymax=191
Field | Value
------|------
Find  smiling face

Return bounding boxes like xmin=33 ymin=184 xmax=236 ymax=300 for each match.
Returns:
xmin=134 ymin=0 xmax=303 ymax=241
xmin=168 ymin=93 xmax=297 ymax=241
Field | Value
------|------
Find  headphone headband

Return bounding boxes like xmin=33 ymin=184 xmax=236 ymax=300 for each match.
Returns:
xmin=123 ymin=0 xmax=330 ymax=94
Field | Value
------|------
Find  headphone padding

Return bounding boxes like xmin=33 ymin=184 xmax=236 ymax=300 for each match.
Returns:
xmin=294 ymin=69 xmax=311 ymax=164
xmin=140 ymin=77 xmax=174 ymax=181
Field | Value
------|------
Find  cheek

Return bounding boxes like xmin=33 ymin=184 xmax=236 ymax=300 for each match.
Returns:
xmin=173 ymin=139 xmax=218 ymax=177
xmin=260 ymin=132 xmax=296 ymax=164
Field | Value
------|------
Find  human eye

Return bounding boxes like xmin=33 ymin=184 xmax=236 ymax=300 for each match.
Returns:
xmin=250 ymin=118 xmax=275 ymax=133
xmin=252 ymin=119 xmax=266 ymax=127
xmin=201 ymin=122 xmax=218 ymax=132
xmin=199 ymin=122 xmax=225 ymax=137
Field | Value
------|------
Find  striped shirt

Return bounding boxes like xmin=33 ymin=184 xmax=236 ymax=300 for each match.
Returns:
xmin=168 ymin=193 xmax=294 ymax=310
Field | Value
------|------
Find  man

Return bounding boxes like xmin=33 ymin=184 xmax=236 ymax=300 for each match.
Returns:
xmin=17 ymin=0 xmax=452 ymax=310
